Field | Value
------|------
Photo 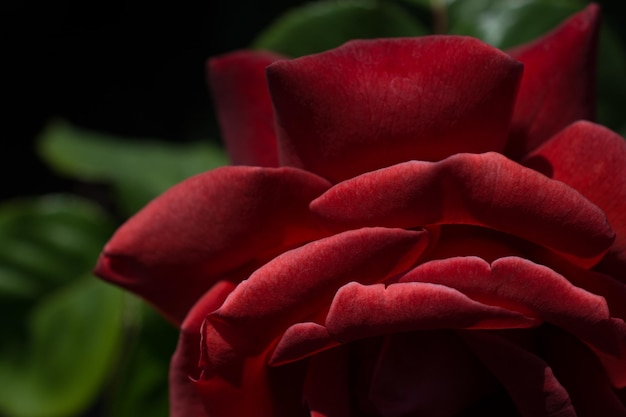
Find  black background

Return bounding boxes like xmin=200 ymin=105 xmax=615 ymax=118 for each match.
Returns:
xmin=2 ymin=0 xmax=308 ymax=200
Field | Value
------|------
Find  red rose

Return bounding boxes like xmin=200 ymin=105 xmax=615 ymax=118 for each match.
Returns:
xmin=95 ymin=4 xmax=626 ymax=417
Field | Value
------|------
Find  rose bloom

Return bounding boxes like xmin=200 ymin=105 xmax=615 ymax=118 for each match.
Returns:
xmin=95 ymin=4 xmax=626 ymax=417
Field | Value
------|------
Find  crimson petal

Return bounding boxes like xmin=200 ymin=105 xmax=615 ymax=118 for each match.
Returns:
xmin=208 ymin=50 xmax=285 ymax=166
xmin=325 ymin=281 xmax=536 ymax=343
xmin=170 ymin=281 xmax=235 ymax=417
xmin=268 ymin=36 xmax=523 ymax=182
xmin=94 ymin=166 xmax=331 ymax=325
xmin=506 ymin=4 xmax=600 ymax=159
xmin=311 ymin=152 xmax=614 ymax=267
xmin=399 ymin=257 xmax=616 ymax=354
xmin=195 ymin=346 xmax=308 ymax=417
xmin=208 ymin=227 xmax=430 ymax=355
xmin=269 ymin=322 xmax=339 ymax=367
xmin=524 ymin=121 xmax=626 ymax=281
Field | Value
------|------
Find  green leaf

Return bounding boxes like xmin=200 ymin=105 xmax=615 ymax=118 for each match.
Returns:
xmin=253 ymin=0 xmax=430 ymax=57
xmin=106 ymin=300 xmax=178 ymax=417
xmin=596 ymin=25 xmax=626 ymax=133
xmin=446 ymin=0 xmax=585 ymax=48
xmin=0 ymin=195 xmax=114 ymax=299
xmin=0 ymin=195 xmax=123 ymax=417
xmin=38 ymin=120 xmax=228 ymax=215
xmin=0 ymin=277 xmax=126 ymax=417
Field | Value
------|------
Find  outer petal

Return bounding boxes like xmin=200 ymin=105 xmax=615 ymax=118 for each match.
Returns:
xmin=94 ymin=166 xmax=331 ymax=325
xmin=311 ymin=152 xmax=615 ymax=267
xmin=207 ymin=227 xmax=430 ymax=355
xmin=268 ymin=36 xmax=523 ymax=182
xmin=169 ymin=280 xmax=235 ymax=417
xmin=505 ymin=4 xmax=600 ymax=158
xmin=195 ymin=341 xmax=308 ymax=417
xmin=208 ymin=50 xmax=284 ymax=166
xmin=523 ymin=121 xmax=626 ymax=281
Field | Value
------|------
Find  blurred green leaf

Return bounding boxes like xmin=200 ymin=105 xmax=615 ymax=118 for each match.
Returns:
xmin=0 ymin=277 xmax=125 ymax=417
xmin=446 ymin=0 xmax=584 ymax=48
xmin=0 ymin=195 xmax=123 ymax=417
xmin=596 ymin=26 xmax=626 ymax=133
xmin=0 ymin=195 xmax=114 ymax=299
xmin=253 ymin=0 xmax=429 ymax=56
xmin=106 ymin=300 xmax=178 ymax=417
xmin=38 ymin=120 xmax=228 ymax=215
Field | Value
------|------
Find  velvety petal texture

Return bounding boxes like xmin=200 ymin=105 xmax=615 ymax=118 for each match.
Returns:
xmin=524 ymin=121 xmax=626 ymax=280
xmin=399 ymin=257 xmax=619 ymax=355
xmin=269 ymin=322 xmax=338 ymax=367
xmin=209 ymin=50 xmax=284 ymax=166
xmin=207 ymin=227 xmax=429 ymax=355
xmin=506 ymin=4 xmax=600 ymax=158
xmin=96 ymin=4 xmax=626 ymax=417
xmin=311 ymin=152 xmax=614 ymax=266
xmin=268 ymin=36 xmax=523 ymax=182
xmin=95 ymin=166 xmax=331 ymax=324
xmin=325 ymin=281 xmax=537 ymax=343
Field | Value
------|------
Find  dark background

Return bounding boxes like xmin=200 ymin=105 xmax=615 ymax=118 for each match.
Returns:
xmin=3 ymin=0 xmax=625 ymax=200
xmin=2 ymin=0 xmax=309 ymax=200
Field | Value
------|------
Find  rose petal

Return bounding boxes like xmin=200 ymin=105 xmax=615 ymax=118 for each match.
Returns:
xmin=523 ymin=120 xmax=626 ymax=281
xmin=461 ymin=330 xmax=576 ymax=417
xmin=94 ymin=166 xmax=331 ymax=325
xmin=325 ymin=281 xmax=537 ymax=343
xmin=208 ymin=50 xmax=284 ymax=166
xmin=269 ymin=322 xmax=339 ymax=367
xmin=311 ymin=152 xmax=614 ymax=267
xmin=268 ymin=36 xmax=522 ymax=182
xmin=208 ymin=227 xmax=430 ymax=355
xmin=505 ymin=4 xmax=600 ymax=158
xmin=195 ymin=345 xmax=308 ymax=417
xmin=198 ymin=315 xmax=309 ymax=417
xmin=530 ymin=252 xmax=626 ymax=322
xmin=399 ymin=256 xmax=616 ymax=354
xmin=170 ymin=280 xmax=235 ymax=417
xmin=403 ymin=256 xmax=626 ymax=389
xmin=369 ymin=331 xmax=497 ymax=417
